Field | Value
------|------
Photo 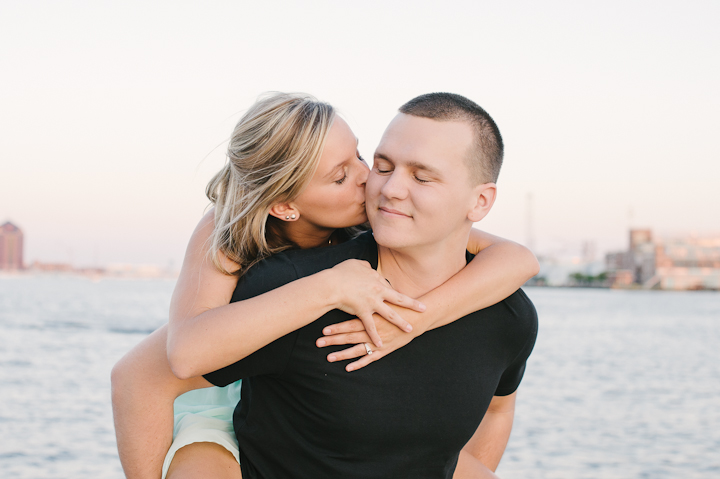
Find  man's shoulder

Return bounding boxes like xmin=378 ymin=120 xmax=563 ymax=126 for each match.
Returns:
xmin=499 ymin=289 xmax=537 ymax=320
xmin=471 ymin=288 xmax=538 ymax=333
xmin=494 ymin=289 xmax=538 ymax=345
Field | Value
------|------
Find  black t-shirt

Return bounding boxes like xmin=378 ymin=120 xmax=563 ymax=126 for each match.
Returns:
xmin=205 ymin=232 xmax=538 ymax=479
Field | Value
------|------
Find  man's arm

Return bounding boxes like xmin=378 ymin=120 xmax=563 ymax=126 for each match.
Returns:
xmin=462 ymin=392 xmax=517 ymax=472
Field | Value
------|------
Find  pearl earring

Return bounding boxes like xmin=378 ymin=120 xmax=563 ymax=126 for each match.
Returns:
xmin=285 ymin=214 xmax=297 ymax=220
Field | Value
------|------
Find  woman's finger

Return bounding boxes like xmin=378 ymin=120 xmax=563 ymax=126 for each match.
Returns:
xmin=375 ymin=305 xmax=413 ymax=333
xmin=358 ymin=313 xmax=383 ymax=348
xmin=383 ymin=291 xmax=426 ymax=313
xmin=322 ymin=319 xmax=364 ymax=336
xmin=326 ymin=344 xmax=368 ymax=363
xmin=316 ymin=331 xmax=371 ymax=348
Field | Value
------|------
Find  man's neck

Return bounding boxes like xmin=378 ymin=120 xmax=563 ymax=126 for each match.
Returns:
xmin=376 ymin=234 xmax=470 ymax=298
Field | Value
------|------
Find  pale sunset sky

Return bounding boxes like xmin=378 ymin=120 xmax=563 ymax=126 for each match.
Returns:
xmin=1 ymin=0 xmax=718 ymax=267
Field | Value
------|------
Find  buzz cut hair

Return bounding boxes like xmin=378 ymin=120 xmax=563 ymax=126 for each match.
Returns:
xmin=398 ymin=92 xmax=503 ymax=184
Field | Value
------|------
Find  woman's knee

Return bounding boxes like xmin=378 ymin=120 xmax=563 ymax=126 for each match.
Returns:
xmin=166 ymin=442 xmax=241 ymax=479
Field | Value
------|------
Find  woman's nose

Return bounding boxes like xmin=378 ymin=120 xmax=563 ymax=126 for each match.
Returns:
xmin=356 ymin=162 xmax=370 ymax=185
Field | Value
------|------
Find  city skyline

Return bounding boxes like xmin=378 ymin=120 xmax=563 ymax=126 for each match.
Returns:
xmin=6 ymin=219 xmax=720 ymax=291
xmin=2 ymin=1 xmax=719 ymax=267
xmin=3 ymin=215 xmax=718 ymax=270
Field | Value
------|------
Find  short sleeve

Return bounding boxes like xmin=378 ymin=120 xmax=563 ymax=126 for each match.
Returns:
xmin=494 ymin=361 xmax=527 ymax=396
xmin=494 ymin=291 xmax=538 ymax=396
xmin=202 ymin=254 xmax=302 ymax=387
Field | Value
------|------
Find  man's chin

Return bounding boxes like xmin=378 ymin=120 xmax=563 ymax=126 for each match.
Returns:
xmin=370 ymin=226 xmax=410 ymax=250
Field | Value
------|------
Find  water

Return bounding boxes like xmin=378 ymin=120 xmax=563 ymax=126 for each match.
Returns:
xmin=500 ymin=288 xmax=720 ymax=478
xmin=0 ymin=276 xmax=173 ymax=479
xmin=0 ymin=277 xmax=718 ymax=478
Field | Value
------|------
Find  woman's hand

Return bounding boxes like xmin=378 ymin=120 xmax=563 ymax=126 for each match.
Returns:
xmin=315 ymin=310 xmax=425 ymax=372
xmin=328 ymin=259 xmax=425 ymax=348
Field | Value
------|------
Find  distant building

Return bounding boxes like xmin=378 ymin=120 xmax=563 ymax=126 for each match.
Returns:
xmin=605 ymin=229 xmax=720 ymax=290
xmin=653 ymin=237 xmax=720 ymax=290
xmin=105 ymin=263 xmax=175 ymax=278
xmin=28 ymin=260 xmax=74 ymax=273
xmin=0 ymin=221 xmax=24 ymax=270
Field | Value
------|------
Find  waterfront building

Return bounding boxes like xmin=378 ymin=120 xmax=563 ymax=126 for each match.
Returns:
xmin=653 ymin=237 xmax=720 ymax=290
xmin=0 ymin=221 xmax=24 ymax=270
xmin=28 ymin=261 xmax=74 ymax=273
xmin=605 ymin=229 xmax=720 ymax=290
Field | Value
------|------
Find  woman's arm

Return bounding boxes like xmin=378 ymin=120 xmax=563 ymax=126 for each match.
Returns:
xmin=420 ymin=228 xmax=539 ymax=330
xmin=167 ymin=211 xmax=424 ymax=379
xmin=318 ymin=229 xmax=539 ymax=370
xmin=111 ymin=325 xmax=212 ymax=479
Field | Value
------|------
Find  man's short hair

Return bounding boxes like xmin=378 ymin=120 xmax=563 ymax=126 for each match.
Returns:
xmin=399 ymin=93 xmax=503 ymax=184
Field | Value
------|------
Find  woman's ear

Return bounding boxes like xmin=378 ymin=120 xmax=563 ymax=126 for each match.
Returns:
xmin=467 ymin=183 xmax=497 ymax=223
xmin=268 ymin=203 xmax=300 ymax=221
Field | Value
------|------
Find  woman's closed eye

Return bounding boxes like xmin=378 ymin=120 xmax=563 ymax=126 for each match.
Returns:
xmin=335 ymin=173 xmax=348 ymax=185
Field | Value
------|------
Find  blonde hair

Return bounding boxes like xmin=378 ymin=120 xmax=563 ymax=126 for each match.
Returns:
xmin=206 ymin=92 xmax=336 ymax=275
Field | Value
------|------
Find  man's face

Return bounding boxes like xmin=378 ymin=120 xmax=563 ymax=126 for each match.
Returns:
xmin=366 ymin=113 xmax=482 ymax=252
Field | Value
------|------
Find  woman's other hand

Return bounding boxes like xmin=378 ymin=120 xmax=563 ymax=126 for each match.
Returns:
xmin=328 ymin=259 xmax=425 ymax=348
xmin=315 ymin=306 xmax=425 ymax=372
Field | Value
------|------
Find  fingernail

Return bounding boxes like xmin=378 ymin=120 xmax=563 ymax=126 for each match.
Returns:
xmin=418 ymin=303 xmax=426 ymax=311
xmin=346 ymin=365 xmax=354 ymax=372
xmin=406 ymin=324 xmax=413 ymax=332
xmin=328 ymin=355 xmax=336 ymax=362
xmin=323 ymin=328 xmax=331 ymax=335
xmin=317 ymin=339 xmax=326 ymax=346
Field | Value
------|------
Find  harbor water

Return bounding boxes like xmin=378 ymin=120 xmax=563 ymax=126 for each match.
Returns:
xmin=0 ymin=276 xmax=718 ymax=478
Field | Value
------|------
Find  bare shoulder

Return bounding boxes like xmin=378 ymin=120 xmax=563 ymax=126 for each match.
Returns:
xmin=170 ymin=209 xmax=240 ymax=321
xmin=185 ymin=208 xmax=240 ymax=275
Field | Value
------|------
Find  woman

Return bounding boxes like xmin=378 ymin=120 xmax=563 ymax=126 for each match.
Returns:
xmin=111 ymin=92 xmax=538 ymax=479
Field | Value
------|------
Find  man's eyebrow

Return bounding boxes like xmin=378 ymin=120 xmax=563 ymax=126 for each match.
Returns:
xmin=373 ymin=153 xmax=442 ymax=177
xmin=406 ymin=161 xmax=442 ymax=176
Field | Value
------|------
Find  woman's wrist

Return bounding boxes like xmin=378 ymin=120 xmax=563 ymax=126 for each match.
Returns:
xmin=410 ymin=292 xmax=454 ymax=332
xmin=390 ymin=303 xmax=431 ymax=337
xmin=317 ymin=268 xmax=345 ymax=312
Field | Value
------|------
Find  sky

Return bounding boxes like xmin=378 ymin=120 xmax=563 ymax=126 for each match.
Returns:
xmin=1 ymin=0 xmax=719 ymax=267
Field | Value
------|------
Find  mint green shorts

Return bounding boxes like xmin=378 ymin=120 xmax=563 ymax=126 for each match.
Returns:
xmin=161 ymin=381 xmax=242 ymax=479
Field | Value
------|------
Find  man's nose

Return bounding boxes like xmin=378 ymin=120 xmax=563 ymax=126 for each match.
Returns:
xmin=379 ymin=170 xmax=408 ymax=200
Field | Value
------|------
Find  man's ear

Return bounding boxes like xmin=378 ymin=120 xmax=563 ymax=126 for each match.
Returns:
xmin=268 ymin=203 xmax=299 ymax=221
xmin=467 ymin=183 xmax=497 ymax=223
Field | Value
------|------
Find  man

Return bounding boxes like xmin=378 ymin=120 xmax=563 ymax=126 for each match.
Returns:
xmin=205 ymin=93 xmax=538 ymax=478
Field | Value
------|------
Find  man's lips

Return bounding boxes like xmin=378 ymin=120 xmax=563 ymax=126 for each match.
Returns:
xmin=378 ymin=206 xmax=412 ymax=218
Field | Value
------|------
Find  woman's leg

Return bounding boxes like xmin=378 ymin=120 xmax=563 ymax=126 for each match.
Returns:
xmin=111 ymin=324 xmax=210 ymax=479
xmin=166 ymin=442 xmax=241 ymax=479
xmin=453 ymin=449 xmax=499 ymax=478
